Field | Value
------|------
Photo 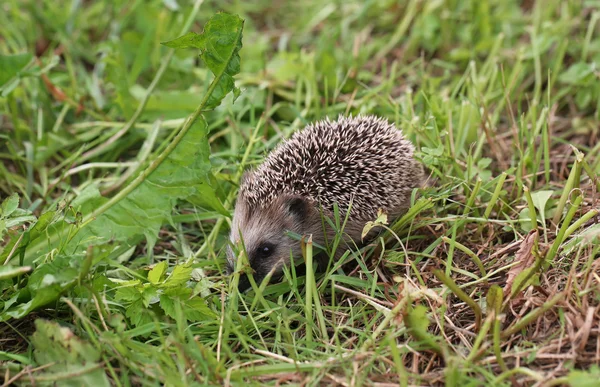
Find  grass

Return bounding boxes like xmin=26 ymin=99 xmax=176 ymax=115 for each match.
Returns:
xmin=1 ymin=0 xmax=600 ymax=385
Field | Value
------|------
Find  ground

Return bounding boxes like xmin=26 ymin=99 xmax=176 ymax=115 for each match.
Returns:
xmin=0 ymin=0 xmax=599 ymax=385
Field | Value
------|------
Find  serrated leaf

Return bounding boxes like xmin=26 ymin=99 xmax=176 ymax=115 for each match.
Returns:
xmin=148 ymin=261 xmax=168 ymax=284
xmin=163 ymin=264 xmax=193 ymax=288
xmin=31 ymin=319 xmax=110 ymax=387
xmin=51 ymin=12 xmax=242 ymax=252
xmin=1 ymin=193 xmax=19 ymax=217
xmin=8 ymin=12 xmax=245 ymax=322
xmin=65 ymin=115 xmax=215 ymax=252
xmin=161 ymin=31 xmax=206 ymax=49
xmin=184 ymin=296 xmax=214 ymax=321
xmin=159 ymin=294 xmax=176 ymax=318
xmin=68 ymin=13 xmax=241 ymax=247
xmin=161 ymin=287 xmax=215 ymax=321
xmin=0 ymin=53 xmax=33 ymax=87
xmin=141 ymin=286 xmax=158 ymax=308
xmin=126 ymin=299 xmax=153 ymax=327
xmin=162 ymin=12 xmax=243 ymax=110
xmin=192 ymin=13 xmax=243 ymax=110
xmin=115 ymin=285 xmax=142 ymax=302
xmin=32 ymin=319 xmax=101 ymax=364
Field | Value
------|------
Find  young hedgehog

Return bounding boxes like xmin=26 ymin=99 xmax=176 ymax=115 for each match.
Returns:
xmin=227 ymin=115 xmax=422 ymax=291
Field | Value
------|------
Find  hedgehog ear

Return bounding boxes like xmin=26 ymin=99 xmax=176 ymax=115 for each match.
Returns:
xmin=284 ymin=195 xmax=309 ymax=223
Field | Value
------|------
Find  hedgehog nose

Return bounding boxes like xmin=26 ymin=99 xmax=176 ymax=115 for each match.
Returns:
xmin=237 ymin=274 xmax=251 ymax=292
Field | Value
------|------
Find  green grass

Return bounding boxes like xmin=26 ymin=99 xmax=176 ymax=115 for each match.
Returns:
xmin=1 ymin=0 xmax=600 ymax=385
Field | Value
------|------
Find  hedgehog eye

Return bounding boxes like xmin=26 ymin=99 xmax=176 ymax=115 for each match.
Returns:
xmin=255 ymin=243 xmax=275 ymax=259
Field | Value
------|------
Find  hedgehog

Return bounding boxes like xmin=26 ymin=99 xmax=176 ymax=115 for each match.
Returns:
xmin=227 ymin=115 xmax=423 ymax=291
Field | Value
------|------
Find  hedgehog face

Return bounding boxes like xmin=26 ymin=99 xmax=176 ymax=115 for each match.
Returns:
xmin=227 ymin=193 xmax=315 ymax=291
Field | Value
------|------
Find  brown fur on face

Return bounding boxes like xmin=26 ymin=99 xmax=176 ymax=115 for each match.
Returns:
xmin=226 ymin=189 xmax=402 ymax=291
xmin=227 ymin=191 xmax=324 ymax=288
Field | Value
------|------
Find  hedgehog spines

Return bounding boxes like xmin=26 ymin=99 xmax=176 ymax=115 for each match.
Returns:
xmin=239 ymin=114 xmax=421 ymax=221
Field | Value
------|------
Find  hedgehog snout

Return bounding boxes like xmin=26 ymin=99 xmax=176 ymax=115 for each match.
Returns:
xmin=226 ymin=229 xmax=289 ymax=291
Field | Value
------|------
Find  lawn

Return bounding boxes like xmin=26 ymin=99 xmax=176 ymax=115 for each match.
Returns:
xmin=1 ymin=0 xmax=599 ymax=385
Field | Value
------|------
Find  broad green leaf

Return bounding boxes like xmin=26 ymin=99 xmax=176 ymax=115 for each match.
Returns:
xmin=0 ymin=53 xmax=33 ymax=87
xmin=69 ymin=13 xmax=243 ymax=249
xmin=1 ymin=254 xmax=81 ymax=320
xmin=69 ymin=117 xmax=212 ymax=250
xmin=148 ymin=261 xmax=168 ymax=284
xmin=188 ymin=180 xmax=229 ymax=215
xmin=477 ymin=158 xmax=492 ymax=170
xmin=0 ymin=193 xmax=19 ymax=217
xmin=531 ymin=190 xmax=553 ymax=221
xmin=9 ymin=11 xmax=244 ymax=322
xmin=26 ymin=255 xmax=79 ymax=295
xmin=31 ymin=319 xmax=110 ymax=387
xmin=518 ymin=208 xmax=534 ymax=232
xmin=164 ymin=12 xmax=244 ymax=110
